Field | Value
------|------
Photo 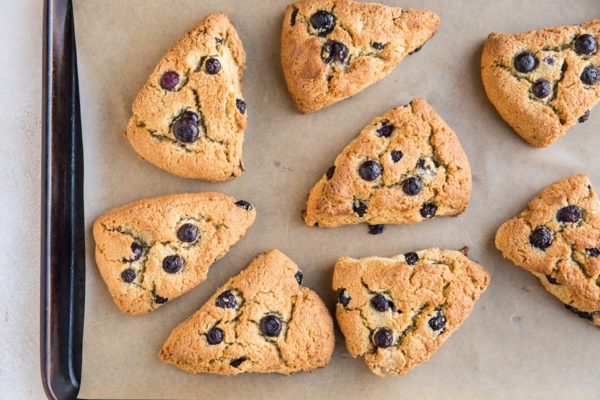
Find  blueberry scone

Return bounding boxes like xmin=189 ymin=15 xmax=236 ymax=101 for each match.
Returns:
xmin=93 ymin=193 xmax=255 ymax=315
xmin=160 ymin=250 xmax=335 ymax=375
xmin=125 ymin=13 xmax=247 ymax=180
xmin=482 ymin=20 xmax=600 ymax=147
xmin=281 ymin=0 xmax=440 ymax=113
xmin=332 ymin=249 xmax=490 ymax=376
xmin=495 ymin=174 xmax=600 ymax=326
xmin=303 ymin=98 xmax=472 ymax=232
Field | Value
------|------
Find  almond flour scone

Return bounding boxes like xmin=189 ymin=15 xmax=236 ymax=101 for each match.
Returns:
xmin=281 ymin=0 xmax=440 ymax=113
xmin=495 ymin=174 xmax=600 ymax=326
xmin=303 ymin=98 xmax=472 ymax=231
xmin=482 ymin=20 xmax=600 ymax=147
xmin=332 ymin=249 xmax=490 ymax=376
xmin=160 ymin=250 xmax=335 ymax=375
xmin=125 ymin=13 xmax=247 ymax=180
xmin=93 ymin=193 xmax=255 ymax=316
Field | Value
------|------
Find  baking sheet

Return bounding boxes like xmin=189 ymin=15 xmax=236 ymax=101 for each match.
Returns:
xmin=75 ymin=1 xmax=600 ymax=398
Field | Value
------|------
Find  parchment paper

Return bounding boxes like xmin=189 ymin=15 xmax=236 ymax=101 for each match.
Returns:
xmin=75 ymin=1 xmax=600 ymax=398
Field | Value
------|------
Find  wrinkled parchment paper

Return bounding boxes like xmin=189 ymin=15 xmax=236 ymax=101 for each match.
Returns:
xmin=75 ymin=1 xmax=600 ymax=398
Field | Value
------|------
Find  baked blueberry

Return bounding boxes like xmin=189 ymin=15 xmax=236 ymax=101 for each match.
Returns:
xmin=581 ymin=65 xmax=598 ymax=85
xmin=181 ymin=110 xmax=199 ymax=122
xmin=372 ymin=42 xmax=384 ymax=50
xmin=556 ymin=205 xmax=582 ymax=223
xmin=173 ymin=113 xmax=200 ymax=143
xmin=162 ymin=254 xmax=183 ymax=273
xmin=215 ymin=290 xmax=237 ymax=309
xmin=530 ymin=226 xmax=553 ymax=250
xmin=321 ymin=40 xmax=349 ymax=64
xmin=290 ymin=7 xmax=298 ymax=26
xmin=578 ymin=110 xmax=590 ymax=123
xmin=420 ymin=202 xmax=437 ymax=219
xmin=177 ymin=223 xmax=199 ymax=243
xmin=428 ymin=309 xmax=446 ymax=331
xmin=370 ymin=294 xmax=392 ymax=312
xmin=565 ymin=304 xmax=593 ymax=320
xmin=390 ymin=150 xmax=403 ymax=163
xmin=402 ymin=177 xmax=422 ymax=196
xmin=310 ymin=10 xmax=336 ymax=37
xmin=546 ymin=275 xmax=559 ymax=285
xmin=352 ymin=200 xmax=367 ymax=217
xmin=160 ymin=71 xmax=179 ymax=91
xmin=372 ymin=328 xmax=393 ymax=348
xmin=359 ymin=160 xmax=382 ymax=181
xmin=153 ymin=294 xmax=168 ymax=304
xmin=326 ymin=165 xmax=335 ymax=180
xmin=404 ymin=252 xmax=418 ymax=265
xmin=368 ymin=224 xmax=385 ymax=235
xmin=514 ymin=52 xmax=537 ymax=73
xmin=376 ymin=121 xmax=394 ymax=138
xmin=236 ymin=99 xmax=247 ymax=114
xmin=574 ymin=34 xmax=597 ymax=55
xmin=235 ymin=200 xmax=253 ymax=211
xmin=294 ymin=271 xmax=303 ymax=285
xmin=121 ymin=268 xmax=136 ymax=283
xmin=544 ymin=56 xmax=555 ymax=65
xmin=130 ymin=242 xmax=143 ymax=261
xmin=532 ymin=79 xmax=551 ymax=98
xmin=205 ymin=57 xmax=221 ymax=74
xmin=260 ymin=315 xmax=282 ymax=337
xmin=338 ymin=289 xmax=351 ymax=306
xmin=206 ymin=327 xmax=224 ymax=345
xmin=586 ymin=247 xmax=600 ymax=257
xmin=230 ymin=357 xmax=247 ymax=368
xmin=409 ymin=45 xmax=423 ymax=55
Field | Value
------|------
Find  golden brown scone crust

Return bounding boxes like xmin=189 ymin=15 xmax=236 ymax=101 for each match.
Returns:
xmin=332 ymin=249 xmax=490 ymax=376
xmin=481 ymin=19 xmax=600 ymax=147
xmin=281 ymin=0 xmax=440 ymax=113
xmin=160 ymin=250 xmax=335 ymax=375
xmin=495 ymin=174 xmax=600 ymax=326
xmin=93 ymin=193 xmax=256 ymax=316
xmin=304 ymin=98 xmax=471 ymax=228
xmin=125 ymin=13 xmax=248 ymax=180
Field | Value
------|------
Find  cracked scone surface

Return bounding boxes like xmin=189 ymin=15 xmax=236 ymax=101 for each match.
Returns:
xmin=495 ymin=174 xmax=600 ymax=326
xmin=160 ymin=249 xmax=335 ymax=375
xmin=332 ymin=249 xmax=490 ymax=376
xmin=125 ymin=13 xmax=247 ymax=180
xmin=481 ymin=19 xmax=600 ymax=147
xmin=304 ymin=98 xmax=471 ymax=228
xmin=281 ymin=0 xmax=439 ymax=113
xmin=93 ymin=193 xmax=255 ymax=316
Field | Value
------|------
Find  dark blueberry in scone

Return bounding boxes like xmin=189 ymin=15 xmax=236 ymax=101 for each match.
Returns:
xmin=544 ymin=56 xmax=555 ymax=65
xmin=338 ymin=289 xmax=351 ymax=307
xmin=160 ymin=71 xmax=179 ymax=91
xmin=230 ymin=357 xmax=247 ymax=368
xmin=205 ymin=57 xmax=222 ymax=74
xmin=130 ymin=242 xmax=143 ymax=261
xmin=565 ymin=304 xmax=593 ymax=320
xmin=295 ymin=271 xmax=303 ymax=285
xmin=154 ymin=294 xmax=168 ymax=304
xmin=215 ymin=290 xmax=237 ymax=309
xmin=121 ymin=268 xmax=136 ymax=283
xmin=402 ymin=177 xmax=422 ymax=196
xmin=556 ymin=205 xmax=582 ymax=223
xmin=368 ymin=224 xmax=385 ymax=235
xmin=352 ymin=200 xmax=367 ymax=217
xmin=371 ymin=42 xmax=384 ymax=50
xmin=514 ymin=52 xmax=537 ymax=73
xmin=529 ymin=226 xmax=553 ymax=250
xmin=370 ymin=294 xmax=391 ymax=312
xmin=581 ymin=65 xmax=598 ymax=85
xmin=375 ymin=121 xmax=394 ymax=138
xmin=310 ymin=10 xmax=336 ymax=37
xmin=420 ymin=202 xmax=438 ymax=218
xmin=173 ymin=113 xmax=200 ymax=143
xmin=235 ymin=200 xmax=253 ymax=211
xmin=177 ymin=223 xmax=199 ymax=243
xmin=546 ymin=275 xmax=559 ymax=285
xmin=236 ymin=99 xmax=247 ymax=114
xmin=408 ymin=45 xmax=423 ymax=55
xmin=359 ymin=160 xmax=382 ymax=181
xmin=290 ymin=7 xmax=298 ymax=26
xmin=574 ymin=34 xmax=597 ymax=55
xmin=260 ymin=315 xmax=282 ymax=337
xmin=326 ymin=165 xmax=336 ymax=180
xmin=163 ymin=254 xmax=184 ymax=273
xmin=532 ymin=79 xmax=551 ymax=98
xmin=390 ymin=150 xmax=403 ymax=163
xmin=578 ymin=110 xmax=590 ymax=123
xmin=404 ymin=252 xmax=419 ymax=265
xmin=206 ymin=327 xmax=224 ymax=345
xmin=586 ymin=247 xmax=600 ymax=257
xmin=428 ymin=309 xmax=446 ymax=331
xmin=321 ymin=40 xmax=349 ymax=64
xmin=372 ymin=328 xmax=393 ymax=348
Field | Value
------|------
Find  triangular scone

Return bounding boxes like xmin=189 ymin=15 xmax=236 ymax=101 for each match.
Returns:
xmin=482 ymin=20 xmax=600 ymax=147
xmin=160 ymin=250 xmax=335 ymax=375
xmin=496 ymin=174 xmax=600 ymax=326
xmin=93 ymin=193 xmax=255 ymax=316
xmin=125 ymin=13 xmax=247 ymax=180
xmin=304 ymin=98 xmax=471 ymax=229
xmin=332 ymin=249 xmax=490 ymax=376
xmin=281 ymin=0 xmax=440 ymax=113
